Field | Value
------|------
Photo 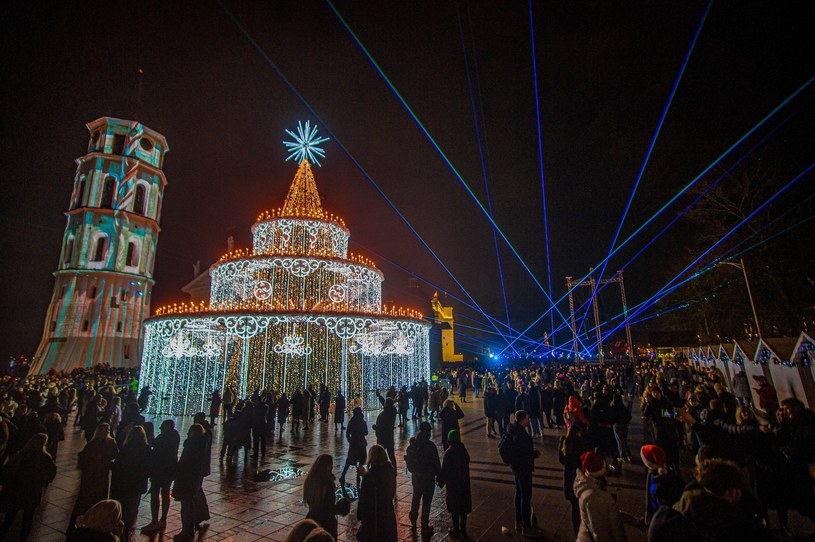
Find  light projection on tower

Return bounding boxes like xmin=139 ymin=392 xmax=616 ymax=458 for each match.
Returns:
xmin=138 ymin=121 xmax=430 ymax=415
xmin=283 ymin=120 xmax=330 ymax=166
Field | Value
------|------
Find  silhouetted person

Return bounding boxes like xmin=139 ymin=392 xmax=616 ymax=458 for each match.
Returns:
xmin=141 ymin=419 xmax=179 ymax=534
xmin=251 ymin=399 xmax=268 ymax=458
xmin=374 ymin=397 xmax=397 ymax=468
xmin=439 ymin=399 xmax=464 ymax=449
xmin=340 ymin=407 xmax=367 ymax=488
xmin=406 ymin=421 xmax=441 ymax=536
xmin=173 ymin=424 xmax=208 ymax=542
xmin=357 ymin=445 xmax=397 ymax=542
xmin=0 ymin=433 xmax=56 ymax=541
xmin=69 ymin=423 xmax=118 ymax=533
xmin=334 ymin=391 xmax=346 ymax=432
xmin=277 ymin=393 xmax=290 ymax=434
xmin=111 ymin=425 xmax=151 ymax=536
xmin=439 ymin=430 xmax=471 ymax=538
xmin=209 ymin=390 xmax=222 ymax=426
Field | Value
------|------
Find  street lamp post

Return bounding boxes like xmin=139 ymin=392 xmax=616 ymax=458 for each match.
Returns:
xmin=717 ymin=257 xmax=762 ymax=339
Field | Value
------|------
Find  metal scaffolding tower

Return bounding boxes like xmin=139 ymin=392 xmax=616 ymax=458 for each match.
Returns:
xmin=565 ymin=270 xmax=633 ymax=360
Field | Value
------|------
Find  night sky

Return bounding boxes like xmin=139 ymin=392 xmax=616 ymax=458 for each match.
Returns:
xmin=1 ymin=1 xmax=813 ymax=357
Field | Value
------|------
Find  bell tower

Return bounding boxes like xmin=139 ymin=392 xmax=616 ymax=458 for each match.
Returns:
xmin=31 ymin=117 xmax=169 ymax=373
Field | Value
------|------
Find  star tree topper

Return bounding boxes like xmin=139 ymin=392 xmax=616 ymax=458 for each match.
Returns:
xmin=283 ymin=120 xmax=330 ymax=166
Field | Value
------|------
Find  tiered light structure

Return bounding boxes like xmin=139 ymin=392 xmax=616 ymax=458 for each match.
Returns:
xmin=139 ymin=123 xmax=430 ymax=415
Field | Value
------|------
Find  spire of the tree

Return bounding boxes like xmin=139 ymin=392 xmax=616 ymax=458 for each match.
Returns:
xmin=281 ymin=159 xmax=324 ymax=218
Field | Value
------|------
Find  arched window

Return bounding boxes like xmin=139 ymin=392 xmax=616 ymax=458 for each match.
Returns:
xmin=74 ymin=178 xmax=86 ymax=209
xmin=126 ymin=241 xmax=139 ymax=267
xmin=63 ymin=238 xmax=74 ymax=263
xmin=101 ymin=177 xmax=116 ymax=209
xmin=92 ymin=236 xmax=107 ymax=262
xmin=134 ymin=185 xmax=146 ymax=215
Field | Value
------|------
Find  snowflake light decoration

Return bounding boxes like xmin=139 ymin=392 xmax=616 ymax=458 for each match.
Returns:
xmin=162 ymin=333 xmax=197 ymax=359
xmin=283 ymin=120 xmax=329 ymax=166
xmin=273 ymin=334 xmax=313 ymax=356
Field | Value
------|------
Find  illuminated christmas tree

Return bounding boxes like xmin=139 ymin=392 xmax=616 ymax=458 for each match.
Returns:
xmin=139 ymin=122 xmax=430 ymax=415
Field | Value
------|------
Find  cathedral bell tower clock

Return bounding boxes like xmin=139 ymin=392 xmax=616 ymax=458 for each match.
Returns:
xmin=31 ymin=117 xmax=168 ymax=373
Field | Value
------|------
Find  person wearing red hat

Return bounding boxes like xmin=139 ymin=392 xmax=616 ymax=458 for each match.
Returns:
xmin=574 ymin=451 xmax=628 ymax=542
xmin=640 ymin=444 xmax=682 ymax=525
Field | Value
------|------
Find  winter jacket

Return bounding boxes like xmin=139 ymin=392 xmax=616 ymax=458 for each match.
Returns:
xmin=732 ymin=372 xmax=750 ymax=399
xmin=305 ymin=472 xmax=341 ymax=538
xmin=173 ymin=435 xmax=207 ymax=500
xmin=407 ymin=432 xmax=441 ymax=483
xmin=428 ymin=389 xmax=441 ymax=412
xmin=528 ymin=387 xmax=542 ymax=417
xmin=564 ymin=396 xmax=590 ymax=428
xmin=483 ymin=390 xmax=497 ymax=417
xmin=111 ymin=441 xmax=151 ymax=499
xmin=71 ymin=437 xmax=119 ymax=517
xmin=514 ymin=392 xmax=530 ymax=413
xmin=374 ymin=405 xmax=397 ymax=447
xmin=357 ymin=463 xmax=397 ymax=542
xmin=647 ymin=505 xmax=699 ymax=542
xmin=439 ymin=403 xmax=464 ymax=437
xmin=0 ymin=448 xmax=56 ymax=510
xmin=507 ymin=421 xmax=535 ymax=474
xmin=345 ymin=413 xmax=368 ymax=464
xmin=573 ymin=470 xmax=628 ymax=542
xmin=440 ymin=441 xmax=471 ymax=514
xmin=150 ymin=428 xmax=180 ymax=482
xmin=674 ymin=486 xmax=773 ymax=542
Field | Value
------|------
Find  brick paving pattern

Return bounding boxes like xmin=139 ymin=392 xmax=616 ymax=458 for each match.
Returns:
xmin=0 ymin=395 xmax=728 ymax=541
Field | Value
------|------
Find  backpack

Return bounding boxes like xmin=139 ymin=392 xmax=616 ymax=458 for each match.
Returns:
xmin=405 ymin=437 xmax=420 ymax=473
xmin=498 ymin=431 xmax=516 ymax=465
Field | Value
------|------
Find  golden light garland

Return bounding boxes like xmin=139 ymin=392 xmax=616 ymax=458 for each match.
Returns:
xmin=256 ymin=207 xmax=347 ymax=228
xmin=140 ymin=157 xmax=430 ymax=416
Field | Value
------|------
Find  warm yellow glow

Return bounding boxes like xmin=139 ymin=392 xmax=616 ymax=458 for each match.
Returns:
xmin=256 ymin=207 xmax=347 ymax=228
xmin=154 ymin=300 xmax=425 ymax=322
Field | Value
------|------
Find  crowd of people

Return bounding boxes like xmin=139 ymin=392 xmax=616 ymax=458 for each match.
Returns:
xmin=0 ymin=357 xmax=813 ymax=542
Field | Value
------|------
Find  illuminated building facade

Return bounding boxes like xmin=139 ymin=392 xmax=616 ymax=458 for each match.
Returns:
xmin=431 ymin=292 xmax=463 ymax=362
xmin=139 ymin=123 xmax=430 ymax=415
xmin=31 ymin=117 xmax=168 ymax=373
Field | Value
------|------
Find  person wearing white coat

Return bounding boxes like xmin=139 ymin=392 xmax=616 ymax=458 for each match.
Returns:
xmin=573 ymin=451 xmax=628 ymax=542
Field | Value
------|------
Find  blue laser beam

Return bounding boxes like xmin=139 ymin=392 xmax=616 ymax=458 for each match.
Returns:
xmin=564 ymin=97 xmax=800 ymax=343
xmin=498 ymin=75 xmax=815 ymax=355
xmin=602 ymin=161 xmax=815 ymax=341
xmin=591 ymin=174 xmax=815 ymax=332
xmin=456 ymin=3 xmax=516 ymax=354
xmin=350 ymin=240 xmax=539 ymax=344
xmin=324 ymin=0 xmax=579 ymax=337
xmin=581 ymin=0 xmax=712 ymax=337
xmin=528 ymin=0 xmax=556 ymax=346
xmin=216 ymin=0 xmax=515 ymax=347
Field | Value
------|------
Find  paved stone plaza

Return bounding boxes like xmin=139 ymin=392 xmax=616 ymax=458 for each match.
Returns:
xmin=16 ymin=397 xmax=815 ymax=542
xmin=14 ymin=394 xmax=659 ymax=542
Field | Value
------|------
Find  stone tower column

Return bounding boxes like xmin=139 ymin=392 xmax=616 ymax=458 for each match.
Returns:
xmin=31 ymin=117 xmax=169 ymax=373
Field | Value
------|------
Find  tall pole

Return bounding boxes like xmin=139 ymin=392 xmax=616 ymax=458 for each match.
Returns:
xmin=739 ymin=258 xmax=762 ymax=339
xmin=589 ymin=268 xmax=603 ymax=359
xmin=618 ymin=270 xmax=634 ymax=360
xmin=717 ymin=258 xmax=762 ymax=340
xmin=566 ymin=276 xmax=578 ymax=358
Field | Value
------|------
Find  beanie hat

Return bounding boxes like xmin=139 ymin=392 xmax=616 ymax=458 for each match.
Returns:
xmin=640 ymin=444 xmax=667 ymax=474
xmin=580 ymin=451 xmax=606 ymax=478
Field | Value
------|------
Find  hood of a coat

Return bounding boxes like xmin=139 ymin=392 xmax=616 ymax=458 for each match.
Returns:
xmin=573 ymin=469 xmax=601 ymax=499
